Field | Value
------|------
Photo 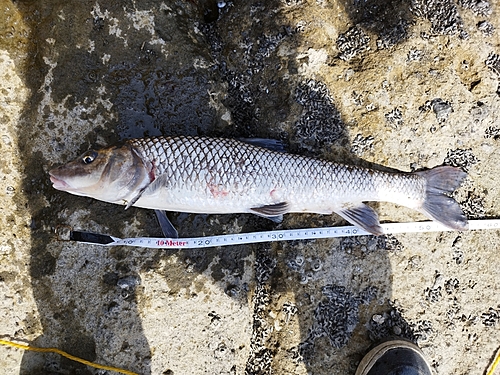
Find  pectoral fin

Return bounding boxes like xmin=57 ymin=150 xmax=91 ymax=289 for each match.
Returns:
xmin=334 ymin=203 xmax=383 ymax=236
xmin=154 ymin=210 xmax=179 ymax=238
xmin=124 ymin=147 xmax=155 ymax=209
xmin=124 ymin=184 xmax=150 ymax=209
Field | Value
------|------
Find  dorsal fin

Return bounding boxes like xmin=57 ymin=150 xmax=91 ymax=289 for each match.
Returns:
xmin=238 ymin=138 xmax=286 ymax=152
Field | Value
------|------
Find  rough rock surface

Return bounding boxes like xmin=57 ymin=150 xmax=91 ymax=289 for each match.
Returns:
xmin=1 ymin=0 xmax=499 ymax=374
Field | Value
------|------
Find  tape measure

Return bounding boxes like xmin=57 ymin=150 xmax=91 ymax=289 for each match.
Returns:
xmin=67 ymin=219 xmax=500 ymax=249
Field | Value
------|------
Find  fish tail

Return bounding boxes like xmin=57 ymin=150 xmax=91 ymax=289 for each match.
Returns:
xmin=415 ymin=166 xmax=469 ymax=231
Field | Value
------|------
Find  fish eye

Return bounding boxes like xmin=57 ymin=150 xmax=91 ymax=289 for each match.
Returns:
xmin=82 ymin=150 xmax=98 ymax=164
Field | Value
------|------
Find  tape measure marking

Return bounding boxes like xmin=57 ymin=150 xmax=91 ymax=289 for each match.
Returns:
xmin=68 ymin=219 xmax=500 ymax=249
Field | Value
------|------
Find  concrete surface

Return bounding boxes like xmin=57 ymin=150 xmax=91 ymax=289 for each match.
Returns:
xmin=0 ymin=0 xmax=499 ymax=374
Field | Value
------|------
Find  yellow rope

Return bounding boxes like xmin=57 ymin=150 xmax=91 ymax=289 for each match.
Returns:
xmin=0 ymin=339 xmax=139 ymax=375
xmin=487 ymin=346 xmax=500 ymax=375
xmin=1 ymin=336 xmax=498 ymax=374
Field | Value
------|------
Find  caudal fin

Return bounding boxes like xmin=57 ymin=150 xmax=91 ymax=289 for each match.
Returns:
xmin=415 ymin=166 xmax=469 ymax=231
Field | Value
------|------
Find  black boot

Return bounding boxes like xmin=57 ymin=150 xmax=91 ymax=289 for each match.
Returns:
xmin=355 ymin=339 xmax=433 ymax=375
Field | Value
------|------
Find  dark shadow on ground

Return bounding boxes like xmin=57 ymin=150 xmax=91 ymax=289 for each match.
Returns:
xmin=13 ymin=1 xmax=233 ymax=374
xmin=11 ymin=0 xmax=420 ymax=374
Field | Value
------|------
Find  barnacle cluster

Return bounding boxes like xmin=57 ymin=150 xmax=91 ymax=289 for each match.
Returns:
xmin=285 ymin=249 xmax=323 ymax=285
xmin=478 ymin=20 xmax=495 ymax=36
xmin=481 ymin=306 xmax=500 ymax=327
xmin=350 ymin=134 xmax=374 ymax=156
xmin=424 ymin=271 xmax=444 ymax=303
xmin=443 ymin=148 xmax=479 ymax=172
xmin=293 ymin=79 xmax=346 ymax=150
xmin=336 ymin=25 xmax=370 ymax=61
xmin=340 ymin=234 xmax=404 ymax=256
xmin=116 ymin=274 xmax=141 ymax=299
xmin=376 ymin=20 xmax=409 ymax=50
xmin=385 ymin=108 xmax=404 ymax=128
xmin=407 ymin=49 xmax=423 ymax=62
xmin=411 ymin=0 xmax=492 ymax=39
xmin=411 ymin=319 xmax=435 ymax=342
xmin=281 ymin=0 xmax=303 ymax=6
xmin=419 ymin=98 xmax=453 ymax=124
xmin=459 ymin=190 xmax=485 ymax=218
xmin=485 ymin=126 xmax=500 ymax=139
xmin=485 ymin=52 xmax=500 ymax=95
xmin=299 ymin=285 xmax=377 ymax=359
xmin=368 ymin=308 xmax=416 ymax=342
xmin=452 ymin=236 xmax=465 ymax=265
xmin=241 ymin=29 xmax=292 ymax=76
xmin=245 ymin=247 xmax=275 ymax=375
xmin=199 ymin=10 xmax=294 ymax=134
xmin=410 ymin=0 xmax=464 ymax=36
xmin=458 ymin=0 xmax=492 ymax=16
xmin=431 ymin=98 xmax=453 ymax=123
xmin=444 ymin=278 xmax=460 ymax=295
xmin=282 ymin=301 xmax=298 ymax=323
xmin=485 ymin=52 xmax=500 ymax=75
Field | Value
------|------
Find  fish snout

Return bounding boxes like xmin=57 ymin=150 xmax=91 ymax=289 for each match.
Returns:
xmin=49 ymin=170 xmax=71 ymax=191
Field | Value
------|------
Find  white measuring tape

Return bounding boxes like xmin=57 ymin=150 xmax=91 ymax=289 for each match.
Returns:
xmin=69 ymin=219 xmax=500 ymax=249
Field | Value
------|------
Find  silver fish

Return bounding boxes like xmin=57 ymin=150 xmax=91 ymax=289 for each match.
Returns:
xmin=49 ymin=136 xmax=468 ymax=235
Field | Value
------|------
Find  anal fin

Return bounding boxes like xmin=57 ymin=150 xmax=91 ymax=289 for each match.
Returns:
xmin=334 ymin=203 xmax=383 ymax=236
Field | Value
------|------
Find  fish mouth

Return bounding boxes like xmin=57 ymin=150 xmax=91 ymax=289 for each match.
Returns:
xmin=49 ymin=173 xmax=71 ymax=191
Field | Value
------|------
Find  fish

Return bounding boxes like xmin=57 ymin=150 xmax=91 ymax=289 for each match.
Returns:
xmin=48 ymin=136 xmax=469 ymax=236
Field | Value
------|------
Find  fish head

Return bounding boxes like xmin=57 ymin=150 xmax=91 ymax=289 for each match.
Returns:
xmin=49 ymin=143 xmax=152 ymax=205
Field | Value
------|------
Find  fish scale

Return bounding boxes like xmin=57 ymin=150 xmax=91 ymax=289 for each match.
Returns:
xmin=49 ymin=135 xmax=468 ymax=235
